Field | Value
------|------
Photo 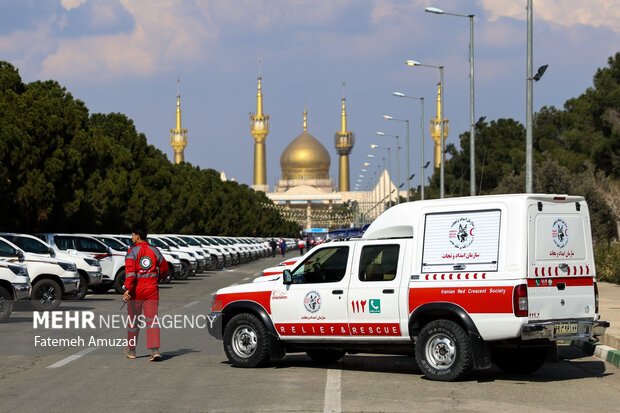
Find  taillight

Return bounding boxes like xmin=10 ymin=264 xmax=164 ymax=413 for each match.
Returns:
xmin=594 ymin=282 xmax=599 ymax=313
xmin=513 ymin=284 xmax=528 ymax=317
xmin=211 ymin=297 xmax=223 ymax=312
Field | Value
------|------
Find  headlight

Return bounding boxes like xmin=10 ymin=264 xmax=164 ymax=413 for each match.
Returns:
xmin=187 ymin=252 xmax=195 ymax=257
xmin=8 ymin=264 xmax=29 ymax=278
xmin=58 ymin=262 xmax=78 ymax=272
xmin=84 ymin=258 xmax=101 ymax=268
xmin=171 ymin=254 xmax=179 ymax=260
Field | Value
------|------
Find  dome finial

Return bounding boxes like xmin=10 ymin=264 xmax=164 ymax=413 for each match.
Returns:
xmin=303 ymin=107 xmax=308 ymax=133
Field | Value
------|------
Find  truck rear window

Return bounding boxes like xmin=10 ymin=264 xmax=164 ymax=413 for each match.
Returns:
xmin=422 ymin=209 xmax=501 ymax=273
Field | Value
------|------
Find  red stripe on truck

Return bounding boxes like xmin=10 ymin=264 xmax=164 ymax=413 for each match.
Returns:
xmin=409 ymin=287 xmax=514 ymax=314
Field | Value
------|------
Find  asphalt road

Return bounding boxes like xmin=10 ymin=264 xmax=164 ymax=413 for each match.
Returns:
xmin=2 ymin=255 xmax=620 ymax=413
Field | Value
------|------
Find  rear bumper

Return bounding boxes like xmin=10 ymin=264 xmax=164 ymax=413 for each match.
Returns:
xmin=521 ymin=320 xmax=609 ymax=341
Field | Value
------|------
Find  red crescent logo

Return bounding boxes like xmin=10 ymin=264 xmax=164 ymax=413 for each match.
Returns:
xmin=469 ymin=228 xmax=475 ymax=236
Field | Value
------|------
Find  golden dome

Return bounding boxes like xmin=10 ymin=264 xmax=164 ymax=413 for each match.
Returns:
xmin=281 ymin=111 xmax=330 ymax=180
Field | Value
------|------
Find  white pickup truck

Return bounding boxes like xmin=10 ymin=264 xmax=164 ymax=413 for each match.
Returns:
xmin=207 ymin=194 xmax=609 ymax=381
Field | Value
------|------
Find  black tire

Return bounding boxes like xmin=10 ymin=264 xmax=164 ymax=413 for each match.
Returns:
xmin=415 ymin=319 xmax=473 ymax=382
xmin=31 ymin=279 xmax=62 ymax=311
xmin=90 ymin=284 xmax=111 ymax=294
xmin=306 ymin=349 xmax=346 ymax=364
xmin=66 ymin=274 xmax=88 ymax=300
xmin=175 ymin=262 xmax=189 ymax=280
xmin=0 ymin=286 xmax=13 ymax=322
xmin=223 ymin=313 xmax=271 ymax=368
xmin=160 ymin=273 xmax=171 ymax=284
xmin=113 ymin=269 xmax=126 ymax=294
xmin=492 ymin=347 xmax=548 ymax=374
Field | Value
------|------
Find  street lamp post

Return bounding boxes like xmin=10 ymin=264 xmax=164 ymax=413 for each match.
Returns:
xmin=376 ymin=132 xmax=400 ymax=204
xmin=370 ymin=144 xmax=392 ymax=208
xmin=526 ymin=0 xmax=533 ymax=193
xmin=425 ymin=6 xmax=475 ymax=196
xmin=405 ymin=60 xmax=445 ymax=198
xmin=393 ymin=92 xmax=425 ymax=200
xmin=382 ymin=117 xmax=410 ymax=201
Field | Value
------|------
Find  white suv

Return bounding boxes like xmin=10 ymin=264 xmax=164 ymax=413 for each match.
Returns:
xmin=0 ymin=237 xmax=79 ymax=311
xmin=0 ymin=261 xmax=30 ymax=322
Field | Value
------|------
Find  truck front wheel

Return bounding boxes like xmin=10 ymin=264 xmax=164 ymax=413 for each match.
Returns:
xmin=31 ymin=279 xmax=62 ymax=311
xmin=415 ymin=319 xmax=473 ymax=382
xmin=223 ymin=313 xmax=271 ymax=368
xmin=113 ymin=270 xmax=126 ymax=294
xmin=0 ymin=286 xmax=13 ymax=322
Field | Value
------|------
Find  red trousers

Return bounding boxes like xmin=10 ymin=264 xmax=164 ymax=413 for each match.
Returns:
xmin=127 ymin=299 xmax=160 ymax=349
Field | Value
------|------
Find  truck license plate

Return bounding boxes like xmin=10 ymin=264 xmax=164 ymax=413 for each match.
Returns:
xmin=554 ymin=324 xmax=578 ymax=335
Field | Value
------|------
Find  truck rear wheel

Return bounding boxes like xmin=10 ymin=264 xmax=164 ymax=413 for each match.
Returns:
xmin=0 ymin=286 xmax=13 ymax=322
xmin=415 ymin=319 xmax=472 ymax=382
xmin=492 ymin=347 xmax=548 ymax=374
xmin=31 ymin=279 xmax=62 ymax=311
xmin=223 ymin=313 xmax=270 ymax=368
xmin=306 ymin=349 xmax=346 ymax=364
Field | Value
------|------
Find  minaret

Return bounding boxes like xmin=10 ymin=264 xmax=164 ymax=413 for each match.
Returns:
xmin=170 ymin=76 xmax=188 ymax=164
xmin=250 ymin=57 xmax=270 ymax=192
xmin=429 ymin=82 xmax=449 ymax=169
xmin=334 ymin=83 xmax=355 ymax=192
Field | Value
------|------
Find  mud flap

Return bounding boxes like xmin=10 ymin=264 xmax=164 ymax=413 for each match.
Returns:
xmin=470 ymin=332 xmax=492 ymax=369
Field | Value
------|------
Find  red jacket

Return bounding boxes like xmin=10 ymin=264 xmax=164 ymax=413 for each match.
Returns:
xmin=124 ymin=241 xmax=169 ymax=300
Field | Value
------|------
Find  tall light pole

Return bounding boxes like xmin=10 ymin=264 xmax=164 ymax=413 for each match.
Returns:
xmin=371 ymin=144 xmax=392 ymax=208
xmin=393 ymin=92 xmax=425 ymax=200
xmin=406 ymin=60 xmax=445 ymax=198
xmin=425 ymin=6 xmax=475 ymax=196
xmin=376 ymin=132 xmax=400 ymax=203
xmin=382 ymin=116 xmax=410 ymax=201
xmin=526 ymin=0 xmax=533 ymax=193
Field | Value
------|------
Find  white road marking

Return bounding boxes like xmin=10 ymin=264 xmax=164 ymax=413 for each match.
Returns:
xmin=183 ymin=300 xmax=200 ymax=308
xmin=243 ymin=277 xmax=250 ymax=281
xmin=46 ymin=347 xmax=99 ymax=369
xmin=324 ymin=369 xmax=342 ymax=413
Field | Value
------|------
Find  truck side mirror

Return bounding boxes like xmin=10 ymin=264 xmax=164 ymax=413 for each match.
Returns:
xmin=17 ymin=250 xmax=24 ymax=258
xmin=283 ymin=269 xmax=293 ymax=285
xmin=48 ymin=247 xmax=54 ymax=255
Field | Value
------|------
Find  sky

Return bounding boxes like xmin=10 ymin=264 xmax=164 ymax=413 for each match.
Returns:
xmin=1 ymin=0 xmax=619 ymax=191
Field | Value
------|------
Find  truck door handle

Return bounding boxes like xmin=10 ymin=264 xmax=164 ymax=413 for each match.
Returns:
xmin=557 ymin=283 xmax=566 ymax=290
xmin=383 ymin=289 xmax=394 ymax=294
xmin=332 ymin=290 xmax=343 ymax=295
xmin=453 ymin=264 xmax=465 ymax=271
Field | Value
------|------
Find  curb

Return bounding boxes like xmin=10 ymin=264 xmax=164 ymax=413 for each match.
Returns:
xmin=571 ymin=339 xmax=620 ymax=368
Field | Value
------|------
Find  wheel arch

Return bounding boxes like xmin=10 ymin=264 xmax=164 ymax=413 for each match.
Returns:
xmin=32 ymin=274 xmax=64 ymax=292
xmin=409 ymin=302 xmax=491 ymax=370
xmin=0 ymin=280 xmax=15 ymax=299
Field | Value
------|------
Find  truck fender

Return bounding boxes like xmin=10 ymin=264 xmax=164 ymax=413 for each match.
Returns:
xmin=409 ymin=302 xmax=491 ymax=370
xmin=222 ymin=301 xmax=285 ymax=360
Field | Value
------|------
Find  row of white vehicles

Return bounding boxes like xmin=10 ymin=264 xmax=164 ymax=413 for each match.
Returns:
xmin=0 ymin=232 xmax=276 ymax=321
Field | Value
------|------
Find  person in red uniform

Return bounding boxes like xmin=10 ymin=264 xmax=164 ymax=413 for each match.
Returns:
xmin=123 ymin=228 xmax=168 ymax=361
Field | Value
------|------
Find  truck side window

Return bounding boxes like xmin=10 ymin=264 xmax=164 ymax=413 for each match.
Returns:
xmin=0 ymin=239 xmax=18 ymax=257
xmin=76 ymin=237 xmax=107 ymax=253
xmin=54 ymin=236 xmax=74 ymax=250
xmin=291 ymin=246 xmax=349 ymax=284
xmin=359 ymin=245 xmax=400 ymax=282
